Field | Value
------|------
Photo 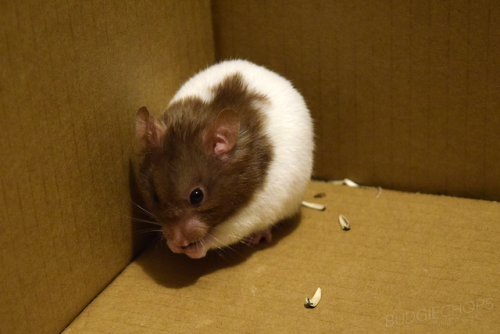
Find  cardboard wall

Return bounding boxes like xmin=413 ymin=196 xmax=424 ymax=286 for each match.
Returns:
xmin=0 ymin=1 xmax=214 ymax=333
xmin=212 ymin=0 xmax=500 ymax=201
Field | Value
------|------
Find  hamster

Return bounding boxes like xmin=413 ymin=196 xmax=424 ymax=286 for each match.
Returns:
xmin=135 ymin=60 xmax=314 ymax=259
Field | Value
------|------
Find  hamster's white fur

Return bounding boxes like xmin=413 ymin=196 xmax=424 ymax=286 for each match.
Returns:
xmin=169 ymin=60 xmax=314 ymax=250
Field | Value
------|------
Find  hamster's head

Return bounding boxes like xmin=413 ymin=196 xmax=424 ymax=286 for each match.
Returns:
xmin=135 ymin=106 xmax=246 ymax=259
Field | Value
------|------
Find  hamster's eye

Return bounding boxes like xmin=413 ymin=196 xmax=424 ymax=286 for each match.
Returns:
xmin=189 ymin=188 xmax=204 ymax=205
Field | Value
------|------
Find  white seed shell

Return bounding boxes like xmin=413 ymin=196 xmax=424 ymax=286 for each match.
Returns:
xmin=305 ymin=287 xmax=322 ymax=308
xmin=301 ymin=201 xmax=326 ymax=211
xmin=339 ymin=215 xmax=351 ymax=230
xmin=343 ymin=178 xmax=359 ymax=187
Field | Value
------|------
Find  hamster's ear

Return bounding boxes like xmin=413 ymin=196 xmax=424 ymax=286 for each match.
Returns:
xmin=203 ymin=108 xmax=240 ymax=156
xmin=136 ymin=107 xmax=166 ymax=150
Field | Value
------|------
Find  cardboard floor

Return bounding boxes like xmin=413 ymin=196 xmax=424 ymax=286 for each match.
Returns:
xmin=64 ymin=181 xmax=499 ymax=333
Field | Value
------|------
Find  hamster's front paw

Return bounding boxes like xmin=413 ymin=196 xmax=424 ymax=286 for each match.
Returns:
xmin=244 ymin=228 xmax=272 ymax=246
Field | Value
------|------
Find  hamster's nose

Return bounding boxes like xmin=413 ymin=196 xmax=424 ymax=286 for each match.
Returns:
xmin=166 ymin=235 xmax=190 ymax=253
xmin=164 ymin=220 xmax=208 ymax=255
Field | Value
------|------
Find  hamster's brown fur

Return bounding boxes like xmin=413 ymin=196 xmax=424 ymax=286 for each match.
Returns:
xmin=137 ymin=73 xmax=274 ymax=241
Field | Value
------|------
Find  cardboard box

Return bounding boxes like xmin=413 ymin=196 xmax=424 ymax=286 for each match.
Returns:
xmin=1 ymin=1 xmax=499 ymax=333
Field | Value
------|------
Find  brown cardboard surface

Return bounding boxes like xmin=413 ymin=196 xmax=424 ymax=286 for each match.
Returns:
xmin=212 ymin=0 xmax=500 ymax=201
xmin=64 ymin=181 xmax=500 ymax=333
xmin=0 ymin=1 xmax=213 ymax=333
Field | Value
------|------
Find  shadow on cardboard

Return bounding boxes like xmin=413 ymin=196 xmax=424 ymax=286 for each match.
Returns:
xmin=128 ymin=160 xmax=301 ymax=289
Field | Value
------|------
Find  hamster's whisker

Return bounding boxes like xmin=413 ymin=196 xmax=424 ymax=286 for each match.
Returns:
xmin=132 ymin=228 xmax=163 ymax=237
xmin=132 ymin=218 xmax=161 ymax=226
xmin=118 ymin=212 xmax=161 ymax=226
xmin=130 ymin=200 xmax=157 ymax=219
xmin=206 ymin=233 xmax=245 ymax=258
xmin=214 ymin=248 xmax=231 ymax=263
xmin=197 ymin=238 xmax=204 ymax=254
xmin=153 ymin=233 xmax=166 ymax=251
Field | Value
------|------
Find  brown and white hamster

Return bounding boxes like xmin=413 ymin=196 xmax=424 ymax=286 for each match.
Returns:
xmin=135 ymin=60 xmax=313 ymax=258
